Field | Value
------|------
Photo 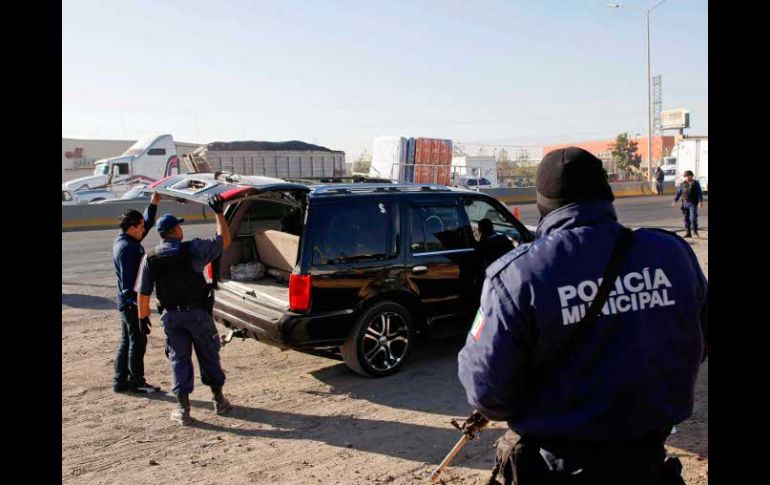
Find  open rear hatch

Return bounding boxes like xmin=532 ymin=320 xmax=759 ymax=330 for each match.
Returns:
xmin=149 ymin=172 xmax=309 ymax=205
xmin=149 ymin=173 xmax=309 ymax=324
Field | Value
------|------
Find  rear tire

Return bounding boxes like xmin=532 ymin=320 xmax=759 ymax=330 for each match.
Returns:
xmin=341 ymin=301 xmax=413 ymax=377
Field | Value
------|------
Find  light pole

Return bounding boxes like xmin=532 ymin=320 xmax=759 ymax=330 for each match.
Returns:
xmin=608 ymin=0 xmax=668 ymax=183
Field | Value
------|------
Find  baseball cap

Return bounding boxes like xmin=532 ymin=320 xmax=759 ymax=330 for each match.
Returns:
xmin=157 ymin=214 xmax=185 ymax=234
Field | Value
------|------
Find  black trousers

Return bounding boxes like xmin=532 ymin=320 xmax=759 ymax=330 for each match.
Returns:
xmin=113 ymin=305 xmax=147 ymax=388
xmin=492 ymin=430 xmax=684 ymax=485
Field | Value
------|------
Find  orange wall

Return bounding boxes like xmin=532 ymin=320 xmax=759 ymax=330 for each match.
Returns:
xmin=543 ymin=136 xmax=675 ymax=164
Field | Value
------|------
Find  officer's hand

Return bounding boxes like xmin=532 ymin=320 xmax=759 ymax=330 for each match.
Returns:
xmin=208 ymin=194 xmax=225 ymax=214
xmin=671 ymin=201 xmax=676 ymax=207
xmin=140 ymin=317 xmax=152 ymax=335
xmin=151 ymin=192 xmax=162 ymax=205
xmin=699 ymin=202 xmax=704 ymax=208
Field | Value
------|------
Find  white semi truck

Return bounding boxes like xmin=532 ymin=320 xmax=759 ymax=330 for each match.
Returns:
xmin=62 ymin=134 xmax=181 ymax=192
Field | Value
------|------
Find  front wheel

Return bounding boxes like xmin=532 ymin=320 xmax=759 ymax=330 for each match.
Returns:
xmin=341 ymin=301 xmax=413 ymax=377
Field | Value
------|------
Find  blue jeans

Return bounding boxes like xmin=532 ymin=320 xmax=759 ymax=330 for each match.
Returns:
xmin=162 ymin=309 xmax=226 ymax=395
xmin=113 ymin=305 xmax=148 ymax=389
xmin=681 ymin=204 xmax=699 ymax=232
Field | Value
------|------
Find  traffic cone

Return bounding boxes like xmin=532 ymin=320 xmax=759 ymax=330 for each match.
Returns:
xmin=514 ymin=207 xmax=520 ymax=219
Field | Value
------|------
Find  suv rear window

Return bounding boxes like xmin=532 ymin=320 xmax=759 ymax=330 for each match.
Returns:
xmin=311 ymin=201 xmax=397 ymax=265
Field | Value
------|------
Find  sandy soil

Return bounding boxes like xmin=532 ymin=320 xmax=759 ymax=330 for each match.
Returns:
xmin=62 ymin=235 xmax=707 ymax=484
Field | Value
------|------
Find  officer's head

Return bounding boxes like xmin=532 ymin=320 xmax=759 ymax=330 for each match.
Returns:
xmin=157 ymin=214 xmax=185 ymax=240
xmin=478 ymin=218 xmax=494 ymax=238
xmin=119 ymin=209 xmax=145 ymax=239
xmin=536 ymin=147 xmax=614 ymax=218
xmin=683 ymin=170 xmax=694 ymax=181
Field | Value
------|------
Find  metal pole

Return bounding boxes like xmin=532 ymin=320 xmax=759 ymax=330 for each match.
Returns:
xmin=647 ymin=9 xmax=653 ymax=183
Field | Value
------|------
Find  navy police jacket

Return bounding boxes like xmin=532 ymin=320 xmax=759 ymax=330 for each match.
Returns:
xmin=458 ymin=200 xmax=708 ymax=442
xmin=112 ymin=203 xmax=157 ymax=309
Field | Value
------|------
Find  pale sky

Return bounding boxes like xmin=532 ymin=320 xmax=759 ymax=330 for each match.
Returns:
xmin=62 ymin=0 xmax=708 ymax=159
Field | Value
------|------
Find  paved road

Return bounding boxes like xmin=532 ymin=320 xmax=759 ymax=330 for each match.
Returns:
xmin=508 ymin=194 xmax=708 ymax=232
xmin=62 ymin=195 xmax=707 ymax=283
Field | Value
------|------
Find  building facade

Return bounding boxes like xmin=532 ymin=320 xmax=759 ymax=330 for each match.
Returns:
xmin=543 ymin=136 xmax=676 ymax=177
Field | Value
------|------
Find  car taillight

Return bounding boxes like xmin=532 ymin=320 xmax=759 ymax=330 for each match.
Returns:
xmin=289 ymin=274 xmax=312 ymax=312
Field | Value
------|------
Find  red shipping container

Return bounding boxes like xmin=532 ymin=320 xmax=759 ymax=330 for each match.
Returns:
xmin=414 ymin=138 xmax=424 ymax=183
xmin=416 ymin=137 xmax=432 ymax=183
xmin=437 ymin=140 xmax=451 ymax=185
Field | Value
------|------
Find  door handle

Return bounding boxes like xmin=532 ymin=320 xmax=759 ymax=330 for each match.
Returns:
xmin=412 ymin=265 xmax=428 ymax=275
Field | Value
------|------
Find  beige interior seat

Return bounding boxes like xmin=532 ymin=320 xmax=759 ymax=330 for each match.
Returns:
xmin=254 ymin=230 xmax=299 ymax=273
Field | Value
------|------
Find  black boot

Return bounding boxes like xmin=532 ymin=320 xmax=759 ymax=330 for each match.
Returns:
xmin=211 ymin=386 xmax=233 ymax=415
xmin=170 ymin=394 xmax=192 ymax=425
xmin=683 ymin=231 xmax=692 ymax=238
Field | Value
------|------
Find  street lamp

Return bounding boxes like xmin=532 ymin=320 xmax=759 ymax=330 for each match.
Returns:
xmin=608 ymin=0 xmax=668 ymax=183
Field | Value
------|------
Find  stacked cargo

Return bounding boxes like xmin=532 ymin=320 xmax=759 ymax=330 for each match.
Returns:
xmin=371 ymin=136 xmax=452 ymax=184
xmin=191 ymin=140 xmax=345 ymax=179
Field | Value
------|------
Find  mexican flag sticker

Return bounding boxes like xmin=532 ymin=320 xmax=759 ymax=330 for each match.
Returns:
xmin=470 ymin=308 xmax=486 ymax=341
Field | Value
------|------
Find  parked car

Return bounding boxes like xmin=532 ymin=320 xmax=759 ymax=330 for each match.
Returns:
xmin=151 ymin=173 xmax=534 ymax=377
xmin=61 ymin=188 xmax=118 ymax=204
xmin=93 ymin=184 xmax=153 ymax=203
xmin=457 ymin=177 xmax=493 ymax=190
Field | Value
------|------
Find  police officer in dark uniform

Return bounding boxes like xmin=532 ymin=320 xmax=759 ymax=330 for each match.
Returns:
xmin=477 ymin=218 xmax=514 ymax=269
xmin=136 ymin=194 xmax=233 ymax=425
xmin=654 ymin=166 xmax=665 ymax=195
xmin=673 ymin=169 xmax=704 ymax=238
xmin=458 ymin=148 xmax=708 ymax=484
xmin=112 ymin=191 xmax=162 ymax=393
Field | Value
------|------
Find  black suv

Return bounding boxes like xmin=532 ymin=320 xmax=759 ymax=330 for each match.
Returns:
xmin=152 ymin=173 xmax=534 ymax=376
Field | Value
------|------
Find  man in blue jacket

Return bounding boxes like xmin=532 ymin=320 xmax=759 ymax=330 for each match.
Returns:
xmin=673 ymin=169 xmax=704 ymax=238
xmin=458 ymin=148 xmax=708 ymax=484
xmin=112 ymin=192 xmax=162 ymax=393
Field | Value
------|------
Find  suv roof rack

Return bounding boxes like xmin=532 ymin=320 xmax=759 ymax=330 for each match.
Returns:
xmin=311 ymin=183 xmax=452 ymax=196
xmin=285 ymin=175 xmax=394 ymax=184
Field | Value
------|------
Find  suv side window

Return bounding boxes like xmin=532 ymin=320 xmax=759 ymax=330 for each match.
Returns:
xmin=410 ymin=205 xmax=472 ymax=253
xmin=464 ymin=198 xmax=523 ymax=244
xmin=312 ymin=201 xmax=397 ymax=265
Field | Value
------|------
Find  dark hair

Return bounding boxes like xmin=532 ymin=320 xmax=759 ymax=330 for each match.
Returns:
xmin=478 ymin=218 xmax=494 ymax=235
xmin=119 ymin=209 xmax=144 ymax=232
xmin=684 ymin=170 xmax=694 ymax=177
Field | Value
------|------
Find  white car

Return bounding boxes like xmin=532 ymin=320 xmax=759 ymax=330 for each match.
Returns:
xmin=458 ymin=177 xmax=493 ymax=190
xmin=62 ymin=188 xmax=118 ymax=205
xmin=93 ymin=184 xmax=154 ymax=203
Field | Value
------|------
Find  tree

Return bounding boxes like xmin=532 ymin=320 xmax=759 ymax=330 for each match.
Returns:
xmin=609 ymin=133 xmax=640 ymax=175
xmin=496 ymin=148 xmax=510 ymax=163
xmin=352 ymin=149 xmax=372 ymax=173
xmin=515 ymin=148 xmax=530 ymax=166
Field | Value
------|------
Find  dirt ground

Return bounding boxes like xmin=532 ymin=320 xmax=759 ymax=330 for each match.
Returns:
xmin=62 ymin=235 xmax=708 ymax=484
